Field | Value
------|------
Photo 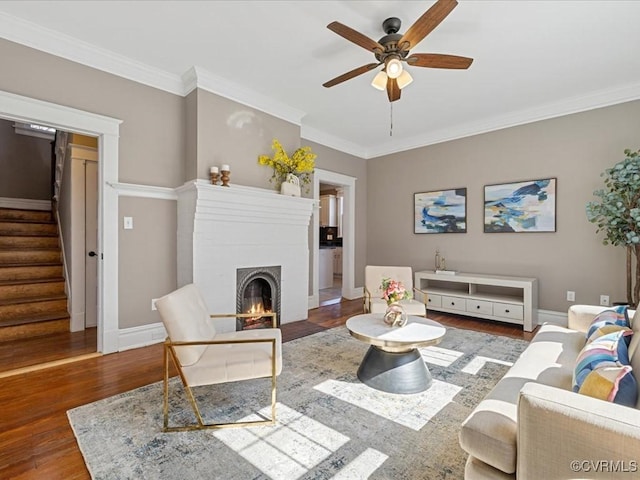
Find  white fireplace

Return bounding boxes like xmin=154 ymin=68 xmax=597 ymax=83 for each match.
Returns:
xmin=176 ymin=179 xmax=314 ymax=332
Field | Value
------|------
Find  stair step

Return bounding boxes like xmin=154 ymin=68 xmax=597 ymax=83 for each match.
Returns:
xmin=0 ymin=208 xmax=53 ymax=222
xmin=0 ymin=265 xmax=63 ymax=282
xmin=0 ymin=278 xmax=65 ymax=301
xmin=0 ymin=316 xmax=70 ymax=342
xmin=0 ymin=235 xmax=59 ymax=248
xmin=0 ymin=249 xmax=61 ymax=265
xmin=0 ymin=308 xmax=69 ymax=327
xmin=0 ymin=296 xmax=67 ymax=321
xmin=0 ymin=221 xmax=57 ymax=236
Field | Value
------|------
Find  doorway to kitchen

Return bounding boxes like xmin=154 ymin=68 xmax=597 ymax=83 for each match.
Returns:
xmin=318 ymin=182 xmax=344 ymax=306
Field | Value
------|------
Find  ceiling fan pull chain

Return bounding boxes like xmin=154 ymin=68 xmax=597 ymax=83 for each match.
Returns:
xmin=390 ymin=102 xmax=393 ymax=137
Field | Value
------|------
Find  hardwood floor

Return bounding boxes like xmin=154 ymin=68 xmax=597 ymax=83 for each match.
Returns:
xmin=0 ymin=299 xmax=535 ymax=479
xmin=0 ymin=328 xmax=97 ymax=375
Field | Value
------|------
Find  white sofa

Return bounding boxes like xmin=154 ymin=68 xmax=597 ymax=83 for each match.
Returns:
xmin=460 ymin=305 xmax=640 ymax=479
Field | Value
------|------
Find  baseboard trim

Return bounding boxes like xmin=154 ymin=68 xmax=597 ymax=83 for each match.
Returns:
xmin=344 ymin=286 xmax=364 ymax=300
xmin=0 ymin=197 xmax=51 ymax=210
xmin=118 ymin=322 xmax=166 ymax=351
xmin=308 ymin=294 xmax=319 ymax=310
xmin=538 ymin=309 xmax=568 ymax=327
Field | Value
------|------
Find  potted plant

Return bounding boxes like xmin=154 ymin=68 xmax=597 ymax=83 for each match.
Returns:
xmin=586 ymin=148 xmax=640 ymax=307
xmin=258 ymin=138 xmax=316 ymax=195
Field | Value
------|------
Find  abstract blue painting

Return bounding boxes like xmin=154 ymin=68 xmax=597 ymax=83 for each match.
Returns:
xmin=484 ymin=178 xmax=556 ymax=233
xmin=414 ymin=188 xmax=467 ymax=234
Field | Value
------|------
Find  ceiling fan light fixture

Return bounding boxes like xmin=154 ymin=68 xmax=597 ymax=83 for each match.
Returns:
xmin=396 ymin=69 xmax=413 ymax=89
xmin=385 ymin=57 xmax=403 ymax=79
xmin=371 ymin=70 xmax=387 ymax=91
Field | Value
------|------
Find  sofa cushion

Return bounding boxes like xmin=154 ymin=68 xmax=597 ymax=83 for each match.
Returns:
xmin=459 ymin=324 xmax=585 ymax=474
xmin=578 ymin=364 xmax=638 ymax=407
xmin=574 ymin=330 xmax=631 ymax=391
xmin=586 ymin=305 xmax=630 ymax=339
xmin=586 ymin=324 xmax=633 ymax=344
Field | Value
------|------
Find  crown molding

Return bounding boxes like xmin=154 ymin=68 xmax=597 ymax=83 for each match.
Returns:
xmin=0 ymin=12 xmax=184 ymax=95
xmin=366 ymin=81 xmax=640 ymax=159
xmin=301 ymin=124 xmax=365 ymax=159
xmin=184 ymin=66 xmax=306 ymax=127
xmin=2 ymin=11 xmax=639 ymax=160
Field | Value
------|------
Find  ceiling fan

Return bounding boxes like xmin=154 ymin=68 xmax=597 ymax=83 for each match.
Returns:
xmin=322 ymin=0 xmax=473 ymax=102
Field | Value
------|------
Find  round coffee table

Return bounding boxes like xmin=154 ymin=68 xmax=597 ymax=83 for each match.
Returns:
xmin=346 ymin=313 xmax=446 ymax=394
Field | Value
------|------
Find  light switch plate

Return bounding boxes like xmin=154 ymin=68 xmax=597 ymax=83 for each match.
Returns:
xmin=123 ymin=216 xmax=133 ymax=229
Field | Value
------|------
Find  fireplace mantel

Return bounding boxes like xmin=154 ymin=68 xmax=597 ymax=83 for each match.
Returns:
xmin=176 ymin=180 xmax=314 ymax=332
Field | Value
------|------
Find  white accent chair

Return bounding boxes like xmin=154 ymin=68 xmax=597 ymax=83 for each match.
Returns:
xmin=363 ymin=265 xmax=427 ymax=317
xmin=155 ymin=283 xmax=282 ymax=431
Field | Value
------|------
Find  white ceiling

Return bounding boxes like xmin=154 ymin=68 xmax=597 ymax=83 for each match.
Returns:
xmin=1 ymin=1 xmax=639 ymax=159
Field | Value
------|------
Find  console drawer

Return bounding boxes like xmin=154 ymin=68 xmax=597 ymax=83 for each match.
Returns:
xmin=493 ymin=303 xmax=524 ymax=320
xmin=426 ymin=293 xmax=442 ymax=308
xmin=442 ymin=295 xmax=466 ymax=311
xmin=466 ymin=299 xmax=493 ymax=316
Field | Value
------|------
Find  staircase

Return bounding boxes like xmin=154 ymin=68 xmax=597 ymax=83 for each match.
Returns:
xmin=0 ymin=207 xmax=69 ymax=342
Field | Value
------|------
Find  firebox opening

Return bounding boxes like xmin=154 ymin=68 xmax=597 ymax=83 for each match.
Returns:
xmin=239 ymin=278 xmax=273 ymax=330
xmin=236 ymin=265 xmax=281 ymax=331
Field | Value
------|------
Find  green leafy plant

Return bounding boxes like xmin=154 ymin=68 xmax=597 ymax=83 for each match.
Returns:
xmin=586 ymin=148 xmax=640 ymax=307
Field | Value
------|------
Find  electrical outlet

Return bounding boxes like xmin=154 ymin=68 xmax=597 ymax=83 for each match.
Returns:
xmin=151 ymin=298 xmax=158 ymax=311
xmin=600 ymin=295 xmax=610 ymax=306
xmin=566 ymin=291 xmax=575 ymax=302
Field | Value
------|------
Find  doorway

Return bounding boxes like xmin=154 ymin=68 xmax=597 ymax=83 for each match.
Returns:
xmin=0 ymin=89 xmax=121 ymax=361
xmin=318 ymin=183 xmax=343 ymax=305
xmin=311 ymin=169 xmax=356 ymax=309
xmin=0 ymin=121 xmax=100 ymax=373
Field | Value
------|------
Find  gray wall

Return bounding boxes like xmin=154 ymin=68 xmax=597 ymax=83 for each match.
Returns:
xmin=367 ymin=100 xmax=640 ymax=311
xmin=0 ymin=118 xmax=51 ymax=200
xmin=193 ymin=89 xmax=300 ymax=189
xmin=119 ymin=197 xmax=177 ymax=329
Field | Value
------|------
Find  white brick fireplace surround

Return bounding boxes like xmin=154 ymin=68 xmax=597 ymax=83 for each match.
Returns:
xmin=176 ymin=179 xmax=314 ymax=333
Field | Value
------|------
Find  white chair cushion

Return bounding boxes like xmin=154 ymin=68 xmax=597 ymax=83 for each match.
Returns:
xmin=182 ymin=329 xmax=282 ymax=387
xmin=365 ymin=265 xmax=415 ymax=298
xmin=156 ymin=283 xmax=217 ymax=367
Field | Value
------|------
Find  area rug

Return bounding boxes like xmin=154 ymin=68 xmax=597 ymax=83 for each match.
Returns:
xmin=68 ymin=326 xmax=528 ymax=480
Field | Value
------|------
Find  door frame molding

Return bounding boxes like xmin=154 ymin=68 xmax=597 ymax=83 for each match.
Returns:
xmin=0 ymin=89 xmax=121 ymax=353
xmin=310 ymin=169 xmax=357 ymax=308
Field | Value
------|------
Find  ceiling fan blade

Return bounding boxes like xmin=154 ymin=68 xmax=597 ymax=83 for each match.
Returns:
xmin=327 ymin=21 xmax=384 ymax=53
xmin=387 ymin=77 xmax=401 ymax=102
xmin=399 ymin=0 xmax=458 ymax=51
xmin=323 ymin=63 xmax=380 ymax=88
xmin=407 ymin=53 xmax=473 ymax=69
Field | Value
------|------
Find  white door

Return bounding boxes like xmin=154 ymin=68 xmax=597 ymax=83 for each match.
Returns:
xmin=84 ymin=160 xmax=98 ymax=328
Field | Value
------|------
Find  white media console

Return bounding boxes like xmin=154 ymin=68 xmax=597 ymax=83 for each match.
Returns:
xmin=414 ymin=270 xmax=538 ymax=332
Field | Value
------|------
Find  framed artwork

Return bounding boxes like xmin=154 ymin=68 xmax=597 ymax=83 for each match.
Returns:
xmin=414 ymin=188 xmax=467 ymax=234
xmin=484 ymin=178 xmax=556 ymax=233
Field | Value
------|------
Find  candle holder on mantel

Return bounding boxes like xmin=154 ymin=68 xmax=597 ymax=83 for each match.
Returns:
xmin=221 ymin=168 xmax=230 ymax=187
xmin=210 ymin=166 xmax=220 ymax=185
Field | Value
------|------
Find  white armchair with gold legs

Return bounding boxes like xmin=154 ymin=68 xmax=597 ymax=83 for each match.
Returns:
xmin=155 ymin=283 xmax=282 ymax=432
xmin=363 ymin=265 xmax=427 ymax=317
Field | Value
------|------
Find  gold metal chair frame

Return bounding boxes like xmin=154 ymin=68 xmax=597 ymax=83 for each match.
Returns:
xmin=163 ymin=312 xmax=278 ymax=432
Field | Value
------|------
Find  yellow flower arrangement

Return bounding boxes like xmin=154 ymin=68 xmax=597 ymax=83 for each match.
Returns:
xmin=258 ymin=138 xmax=316 ymax=192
